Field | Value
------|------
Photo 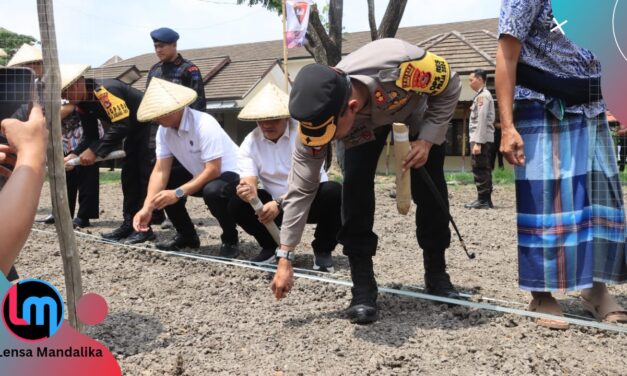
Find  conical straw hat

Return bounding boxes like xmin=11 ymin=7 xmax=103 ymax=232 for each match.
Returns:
xmin=61 ymin=64 xmax=90 ymax=90
xmin=7 ymin=44 xmax=42 ymax=67
xmin=238 ymin=82 xmax=290 ymax=121
xmin=137 ymin=77 xmax=198 ymax=122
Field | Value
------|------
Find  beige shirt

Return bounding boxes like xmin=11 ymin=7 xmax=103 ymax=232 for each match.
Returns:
xmin=280 ymin=38 xmax=462 ymax=247
xmin=468 ymin=87 xmax=495 ymax=144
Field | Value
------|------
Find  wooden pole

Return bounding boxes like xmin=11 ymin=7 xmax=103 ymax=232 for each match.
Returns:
xmin=37 ymin=0 xmax=83 ymax=332
xmin=462 ymin=108 xmax=469 ymax=173
xmin=281 ymin=0 xmax=289 ymax=92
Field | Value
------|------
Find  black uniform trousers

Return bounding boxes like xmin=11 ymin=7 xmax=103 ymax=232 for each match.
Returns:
xmin=471 ymin=142 xmax=493 ymax=198
xmin=490 ymin=127 xmax=504 ymax=170
xmin=121 ymin=126 xmax=153 ymax=223
xmin=228 ymin=182 xmax=342 ymax=253
xmin=66 ymin=164 xmax=100 ymax=219
xmin=338 ymin=125 xmax=451 ymax=274
xmin=164 ymin=163 xmax=239 ymax=244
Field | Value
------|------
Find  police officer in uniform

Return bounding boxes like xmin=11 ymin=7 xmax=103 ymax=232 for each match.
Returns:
xmin=464 ymin=68 xmax=495 ymax=209
xmin=147 ymin=27 xmax=205 ymax=111
xmin=270 ymin=38 xmax=462 ymax=324
xmin=61 ymin=65 xmax=154 ymax=244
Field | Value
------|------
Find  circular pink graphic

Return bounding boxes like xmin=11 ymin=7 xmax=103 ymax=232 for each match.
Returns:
xmin=76 ymin=293 xmax=108 ymax=326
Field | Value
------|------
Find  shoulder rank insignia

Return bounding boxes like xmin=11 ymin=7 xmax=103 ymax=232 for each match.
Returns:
xmin=94 ymin=86 xmax=130 ymax=123
xmin=395 ymin=52 xmax=450 ymax=96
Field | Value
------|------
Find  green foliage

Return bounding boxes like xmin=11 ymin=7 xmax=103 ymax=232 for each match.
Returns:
xmin=236 ymin=0 xmax=283 ymax=14
xmin=0 ymin=28 xmax=38 ymax=66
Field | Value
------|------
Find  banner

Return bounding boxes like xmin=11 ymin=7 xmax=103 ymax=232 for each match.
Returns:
xmin=285 ymin=0 xmax=311 ymax=48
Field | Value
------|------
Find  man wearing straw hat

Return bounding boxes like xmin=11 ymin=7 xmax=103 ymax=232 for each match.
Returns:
xmin=61 ymin=64 xmax=155 ymax=244
xmin=6 ymin=44 xmax=44 ymax=79
xmin=270 ymin=38 xmax=462 ymax=324
xmin=229 ymin=83 xmax=341 ymax=271
xmin=133 ymin=78 xmax=240 ymax=257
xmin=146 ymin=27 xmax=206 ymax=228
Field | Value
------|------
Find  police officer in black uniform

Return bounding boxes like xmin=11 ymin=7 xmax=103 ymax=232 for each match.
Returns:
xmin=62 ymin=65 xmax=154 ymax=244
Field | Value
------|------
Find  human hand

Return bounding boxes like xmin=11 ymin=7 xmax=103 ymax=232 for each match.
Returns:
xmin=0 ymin=105 xmax=47 ymax=162
xmin=271 ymin=257 xmax=294 ymax=300
xmin=236 ymin=180 xmax=257 ymax=202
xmin=64 ymin=153 xmax=78 ymax=171
xmin=471 ymin=143 xmax=481 ymax=156
xmin=151 ymin=190 xmax=178 ymax=210
xmin=133 ymin=207 xmax=153 ymax=232
xmin=258 ymin=200 xmax=280 ymax=224
xmin=79 ymin=148 xmax=96 ymax=166
xmin=403 ymin=139 xmax=433 ymax=171
xmin=0 ymin=144 xmax=17 ymax=178
xmin=500 ymin=126 xmax=525 ymax=166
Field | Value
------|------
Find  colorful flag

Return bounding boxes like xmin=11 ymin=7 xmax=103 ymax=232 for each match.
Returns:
xmin=285 ymin=0 xmax=311 ymax=48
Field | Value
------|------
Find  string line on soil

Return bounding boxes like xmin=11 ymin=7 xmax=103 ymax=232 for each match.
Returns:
xmin=30 ymin=228 xmax=627 ymax=334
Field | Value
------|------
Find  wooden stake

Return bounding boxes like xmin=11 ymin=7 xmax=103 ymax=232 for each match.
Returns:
xmin=281 ymin=0 xmax=289 ymax=92
xmin=37 ymin=0 xmax=83 ymax=332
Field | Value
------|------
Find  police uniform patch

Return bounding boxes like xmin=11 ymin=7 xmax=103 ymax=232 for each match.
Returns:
xmin=374 ymin=88 xmax=386 ymax=105
xmin=94 ymin=86 xmax=130 ymax=122
xmin=395 ymin=52 xmax=450 ymax=96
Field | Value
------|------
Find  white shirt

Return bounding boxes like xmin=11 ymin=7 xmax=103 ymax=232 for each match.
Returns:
xmin=238 ymin=119 xmax=328 ymax=199
xmin=156 ymin=107 xmax=238 ymax=176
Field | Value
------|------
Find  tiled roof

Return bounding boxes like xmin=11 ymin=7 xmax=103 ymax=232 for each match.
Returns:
xmin=84 ymin=65 xmax=138 ymax=80
xmin=204 ymin=59 xmax=278 ymax=100
xmin=109 ymin=18 xmax=498 ymax=70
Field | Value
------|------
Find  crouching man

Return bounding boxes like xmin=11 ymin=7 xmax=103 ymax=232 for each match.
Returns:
xmin=133 ymin=78 xmax=241 ymax=257
xmin=228 ymin=83 xmax=341 ymax=271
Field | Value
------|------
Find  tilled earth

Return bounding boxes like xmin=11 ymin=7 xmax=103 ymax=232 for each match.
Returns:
xmin=18 ymin=177 xmax=627 ymax=375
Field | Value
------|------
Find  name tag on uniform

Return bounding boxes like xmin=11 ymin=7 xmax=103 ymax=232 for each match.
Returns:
xmin=395 ymin=52 xmax=450 ymax=96
xmin=94 ymin=86 xmax=130 ymax=122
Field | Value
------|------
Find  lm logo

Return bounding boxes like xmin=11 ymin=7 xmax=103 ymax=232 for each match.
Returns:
xmin=2 ymin=279 xmax=64 ymax=341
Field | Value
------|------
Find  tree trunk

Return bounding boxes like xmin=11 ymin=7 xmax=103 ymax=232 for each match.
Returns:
xmin=367 ymin=0 xmax=378 ymax=41
xmin=377 ymin=0 xmax=408 ymax=39
xmin=36 ymin=0 xmax=84 ymax=332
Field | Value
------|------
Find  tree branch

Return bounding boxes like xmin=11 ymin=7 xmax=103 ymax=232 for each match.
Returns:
xmin=377 ymin=0 xmax=408 ymax=39
xmin=367 ymin=0 xmax=377 ymax=41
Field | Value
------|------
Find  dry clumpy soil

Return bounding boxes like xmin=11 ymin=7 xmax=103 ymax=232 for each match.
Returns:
xmin=19 ymin=178 xmax=627 ymax=375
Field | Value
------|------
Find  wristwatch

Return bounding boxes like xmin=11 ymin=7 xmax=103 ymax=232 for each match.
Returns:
xmin=274 ymin=196 xmax=284 ymax=210
xmin=175 ymin=187 xmax=186 ymax=199
xmin=275 ymin=248 xmax=295 ymax=261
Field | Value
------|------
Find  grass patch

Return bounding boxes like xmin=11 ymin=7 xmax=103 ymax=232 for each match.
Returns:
xmin=100 ymin=170 xmax=121 ymax=184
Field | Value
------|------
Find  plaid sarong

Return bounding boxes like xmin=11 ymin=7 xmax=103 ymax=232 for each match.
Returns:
xmin=514 ymin=100 xmax=627 ymax=292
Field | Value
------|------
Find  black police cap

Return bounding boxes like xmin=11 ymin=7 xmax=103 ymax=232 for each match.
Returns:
xmin=289 ymin=64 xmax=351 ymax=147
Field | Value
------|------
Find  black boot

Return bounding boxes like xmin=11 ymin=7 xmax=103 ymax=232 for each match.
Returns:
xmin=156 ymin=233 xmax=200 ymax=251
xmin=423 ymin=250 xmax=459 ymax=299
xmin=464 ymin=194 xmax=492 ymax=209
xmin=101 ymin=215 xmax=133 ymax=242
xmin=346 ymin=256 xmax=378 ymax=324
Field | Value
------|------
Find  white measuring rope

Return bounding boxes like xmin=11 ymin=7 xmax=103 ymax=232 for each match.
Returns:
xmin=30 ymin=227 xmax=627 ymax=333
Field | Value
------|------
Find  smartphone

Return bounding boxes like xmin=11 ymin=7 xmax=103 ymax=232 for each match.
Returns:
xmin=0 ymin=67 xmax=35 ymax=186
xmin=0 ymin=67 xmax=36 ymax=121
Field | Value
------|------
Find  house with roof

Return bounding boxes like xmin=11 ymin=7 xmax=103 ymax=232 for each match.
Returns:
xmin=91 ymin=18 xmax=499 ymax=170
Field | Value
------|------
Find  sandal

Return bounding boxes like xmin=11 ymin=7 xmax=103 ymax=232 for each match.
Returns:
xmin=528 ymin=296 xmax=569 ymax=330
xmin=580 ymin=292 xmax=627 ymax=323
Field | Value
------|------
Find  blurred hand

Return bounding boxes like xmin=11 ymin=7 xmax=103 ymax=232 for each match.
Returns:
xmin=0 ymin=105 xmax=47 ymax=160
xmin=500 ymin=126 xmax=525 ymax=166
xmin=133 ymin=207 xmax=152 ymax=232
xmin=258 ymin=200 xmax=280 ymax=224
xmin=403 ymin=139 xmax=433 ymax=171
xmin=64 ymin=153 xmax=78 ymax=171
xmin=151 ymin=189 xmax=178 ymax=210
xmin=271 ymin=257 xmax=294 ymax=300
xmin=471 ymin=143 xmax=482 ymax=156
xmin=79 ymin=149 xmax=96 ymax=166
xmin=0 ymin=144 xmax=17 ymax=178
xmin=236 ymin=180 xmax=257 ymax=202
